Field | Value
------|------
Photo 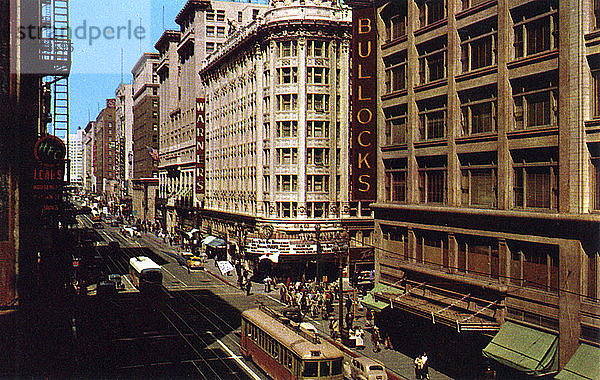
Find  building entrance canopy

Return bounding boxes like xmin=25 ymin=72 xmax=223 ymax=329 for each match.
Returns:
xmin=482 ymin=321 xmax=558 ymax=377
xmin=374 ymin=281 xmax=500 ymax=333
xmin=555 ymin=343 xmax=600 ymax=380
xmin=202 ymin=235 xmax=225 ymax=247
xmin=361 ymin=283 xmax=403 ymax=312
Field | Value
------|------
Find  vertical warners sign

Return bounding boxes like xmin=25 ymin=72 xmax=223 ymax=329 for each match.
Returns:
xmin=351 ymin=6 xmax=377 ymax=201
xmin=196 ymin=98 xmax=206 ymax=195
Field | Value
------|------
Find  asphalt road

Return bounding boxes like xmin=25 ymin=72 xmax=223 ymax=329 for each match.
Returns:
xmin=73 ymin=215 xmax=277 ymax=379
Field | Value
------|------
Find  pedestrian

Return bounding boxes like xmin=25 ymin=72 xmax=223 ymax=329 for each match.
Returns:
xmin=246 ymin=279 xmax=252 ymax=296
xmin=365 ymin=308 xmax=374 ymax=328
xmin=345 ymin=296 xmax=352 ymax=315
xmin=355 ymin=327 xmax=365 ymax=349
xmin=371 ymin=326 xmax=381 ymax=352
xmin=383 ymin=330 xmax=393 ymax=349
xmin=346 ymin=311 xmax=354 ymax=330
xmin=422 ymin=353 xmax=429 ymax=379
xmin=414 ymin=356 xmax=423 ymax=380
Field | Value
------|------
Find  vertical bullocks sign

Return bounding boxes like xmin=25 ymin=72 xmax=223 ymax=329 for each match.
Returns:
xmin=351 ymin=5 xmax=377 ymax=201
xmin=196 ymin=98 xmax=206 ymax=197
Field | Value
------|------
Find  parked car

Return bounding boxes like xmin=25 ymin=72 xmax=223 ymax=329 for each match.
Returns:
xmin=344 ymin=356 xmax=387 ymax=380
xmin=122 ymin=226 xmax=141 ymax=238
xmin=92 ymin=222 xmax=104 ymax=229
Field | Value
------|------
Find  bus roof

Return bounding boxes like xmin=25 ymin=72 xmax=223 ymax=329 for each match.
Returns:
xmin=242 ymin=308 xmax=343 ymax=360
xmin=129 ymin=256 xmax=161 ymax=273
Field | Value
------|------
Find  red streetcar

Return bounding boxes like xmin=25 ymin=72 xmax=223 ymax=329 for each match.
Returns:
xmin=241 ymin=307 xmax=344 ymax=380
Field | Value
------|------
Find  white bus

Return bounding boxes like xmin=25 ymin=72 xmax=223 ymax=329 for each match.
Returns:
xmin=129 ymin=256 xmax=162 ymax=291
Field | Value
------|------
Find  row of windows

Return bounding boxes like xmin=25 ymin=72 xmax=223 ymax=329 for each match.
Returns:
xmin=269 ymin=67 xmax=330 ymax=85
xmin=384 ymin=159 xmax=559 ymax=210
xmin=383 ymin=228 xmax=559 ymax=293
xmin=265 ymin=175 xmax=330 ymax=193
xmin=383 ymin=7 xmax=558 ymax=87
xmin=276 ymin=40 xmax=329 ymax=58
xmin=263 ymin=120 xmax=334 ymax=139
xmin=383 ymin=83 xmax=557 ymax=143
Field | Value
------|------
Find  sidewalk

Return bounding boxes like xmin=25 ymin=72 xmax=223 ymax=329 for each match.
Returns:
xmin=201 ymin=261 xmax=452 ymax=380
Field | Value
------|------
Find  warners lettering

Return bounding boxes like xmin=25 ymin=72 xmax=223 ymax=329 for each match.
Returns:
xmin=351 ymin=7 xmax=377 ymax=201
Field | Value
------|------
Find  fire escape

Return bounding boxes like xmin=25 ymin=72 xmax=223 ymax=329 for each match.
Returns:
xmin=40 ymin=0 xmax=71 ymax=178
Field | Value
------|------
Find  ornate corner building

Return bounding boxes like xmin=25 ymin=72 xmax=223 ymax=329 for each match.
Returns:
xmin=198 ymin=0 xmax=372 ymax=280
xmin=347 ymin=0 xmax=600 ymax=377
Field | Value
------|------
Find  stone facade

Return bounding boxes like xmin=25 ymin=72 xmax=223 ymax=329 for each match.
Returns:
xmin=198 ymin=0 xmax=368 ymax=279
xmin=94 ymin=100 xmax=117 ymax=199
xmin=115 ymin=83 xmax=134 ymax=199
xmin=132 ymin=52 xmax=160 ymax=223
xmin=357 ymin=0 xmax=600 ymax=372
xmin=156 ymin=0 xmax=270 ymax=235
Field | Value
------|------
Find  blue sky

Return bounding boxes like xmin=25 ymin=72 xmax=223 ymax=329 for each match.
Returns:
xmin=69 ymin=0 xmax=188 ymax=131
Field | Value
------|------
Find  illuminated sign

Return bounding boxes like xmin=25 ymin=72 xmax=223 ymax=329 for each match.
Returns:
xmin=195 ymin=98 xmax=206 ymax=196
xmin=34 ymin=134 xmax=66 ymax=166
xmin=351 ymin=6 xmax=377 ymax=201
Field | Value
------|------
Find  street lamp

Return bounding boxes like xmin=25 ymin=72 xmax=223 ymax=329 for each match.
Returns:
xmin=315 ymin=224 xmax=322 ymax=286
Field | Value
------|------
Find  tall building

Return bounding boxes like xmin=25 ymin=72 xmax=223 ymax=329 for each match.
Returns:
xmin=94 ymin=100 xmax=117 ymax=201
xmin=156 ymin=0 xmax=270 ymax=234
xmin=132 ymin=52 xmax=160 ymax=224
xmin=115 ymin=83 xmax=134 ymax=201
xmin=199 ymin=0 xmax=362 ymax=279
xmin=82 ymin=121 xmax=96 ymax=193
xmin=349 ymin=0 xmax=600 ymax=377
xmin=68 ymin=127 xmax=84 ymax=186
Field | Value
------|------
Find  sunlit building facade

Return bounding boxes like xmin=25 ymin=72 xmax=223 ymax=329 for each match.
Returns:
xmin=348 ymin=0 xmax=600 ymax=377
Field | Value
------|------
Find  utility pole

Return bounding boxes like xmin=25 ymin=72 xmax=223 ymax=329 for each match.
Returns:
xmin=338 ymin=229 xmax=349 ymax=342
xmin=315 ymin=224 xmax=321 ymax=285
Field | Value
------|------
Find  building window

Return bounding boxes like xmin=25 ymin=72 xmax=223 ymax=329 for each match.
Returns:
xmin=278 ymin=40 xmax=297 ymax=58
xmin=509 ymin=241 xmax=558 ymax=292
xmin=385 ymin=160 xmax=407 ymax=203
xmin=216 ymin=10 xmax=225 ymax=22
xmin=307 ymin=175 xmax=329 ymax=192
xmin=513 ymin=8 xmax=558 ymax=59
xmin=276 ymin=175 xmax=298 ymax=192
xmin=513 ymin=162 xmax=558 ymax=210
xmin=460 ymin=0 xmax=489 ymax=10
xmin=307 ymin=94 xmax=329 ymax=112
xmin=513 ymin=80 xmax=558 ymax=130
xmin=460 ymin=22 xmax=497 ymax=73
xmin=277 ymin=94 xmax=298 ymax=111
xmin=418 ymin=157 xmax=446 ymax=204
xmin=276 ymin=148 xmax=298 ymax=165
xmin=263 ymin=175 xmax=270 ymax=192
xmin=593 ymin=70 xmax=600 ymax=118
xmin=419 ymin=104 xmax=446 ymax=140
xmin=384 ymin=51 xmax=407 ymax=93
xmin=461 ymin=165 xmax=497 ymax=208
xmin=307 ymin=40 xmax=328 ymax=57
xmin=238 ymin=11 xmax=243 ymax=23
xmin=206 ymin=42 xmax=215 ymax=53
xmin=307 ymin=121 xmax=329 ymax=138
xmin=277 ymin=202 xmax=298 ymax=218
xmin=386 ymin=14 xmax=407 ymax=41
xmin=307 ymin=202 xmax=329 ymax=218
xmin=457 ymin=236 xmax=499 ymax=279
xmin=206 ymin=26 xmax=215 ymax=36
xmin=206 ymin=11 xmax=214 ymax=21
xmin=385 ymin=115 xmax=407 ymax=145
xmin=276 ymin=121 xmax=298 ymax=137
xmin=307 ymin=67 xmax=329 ymax=84
xmin=216 ymin=26 xmax=226 ymax=38
xmin=591 ymin=158 xmax=600 ymax=211
xmin=263 ymin=149 xmax=270 ymax=166
xmin=418 ymin=0 xmax=445 ymax=28
xmin=253 ymin=9 xmax=259 ymax=20
xmin=418 ymin=38 xmax=447 ymax=84
xmin=277 ymin=67 xmax=298 ymax=84
xmin=460 ymin=88 xmax=497 ymax=135
xmin=307 ymin=148 xmax=329 ymax=166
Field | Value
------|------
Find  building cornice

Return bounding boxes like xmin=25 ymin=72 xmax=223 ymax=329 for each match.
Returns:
xmin=154 ymin=30 xmax=181 ymax=52
xmin=175 ymin=0 xmax=211 ymax=26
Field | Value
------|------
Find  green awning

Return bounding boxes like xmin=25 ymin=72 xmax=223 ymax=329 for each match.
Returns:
xmin=482 ymin=321 xmax=558 ymax=376
xmin=361 ymin=283 xmax=403 ymax=312
xmin=555 ymin=343 xmax=600 ymax=380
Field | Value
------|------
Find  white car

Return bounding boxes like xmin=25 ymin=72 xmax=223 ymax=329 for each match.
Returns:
xmin=344 ymin=356 xmax=388 ymax=380
xmin=122 ymin=227 xmax=141 ymax=238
